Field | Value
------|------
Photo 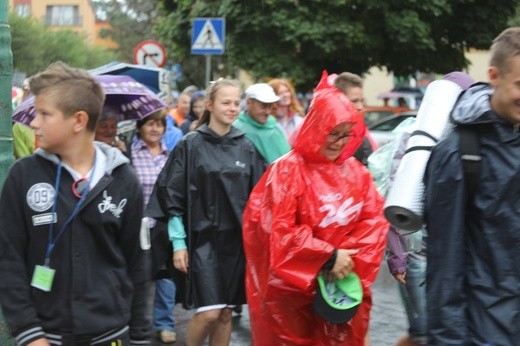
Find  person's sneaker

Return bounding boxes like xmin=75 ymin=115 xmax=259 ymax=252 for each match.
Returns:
xmin=158 ymin=330 xmax=176 ymax=344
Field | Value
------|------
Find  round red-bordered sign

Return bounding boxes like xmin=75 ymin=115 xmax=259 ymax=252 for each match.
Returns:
xmin=133 ymin=40 xmax=167 ymax=67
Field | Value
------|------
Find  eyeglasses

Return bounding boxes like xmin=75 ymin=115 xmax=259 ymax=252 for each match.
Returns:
xmin=326 ymin=132 xmax=351 ymax=144
xmin=72 ymin=178 xmax=90 ymax=199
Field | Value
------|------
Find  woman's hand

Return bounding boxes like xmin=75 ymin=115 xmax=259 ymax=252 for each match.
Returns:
xmin=328 ymin=249 xmax=359 ymax=282
xmin=113 ymin=139 xmax=127 ymax=153
xmin=393 ymin=272 xmax=406 ymax=285
xmin=173 ymin=249 xmax=189 ymax=273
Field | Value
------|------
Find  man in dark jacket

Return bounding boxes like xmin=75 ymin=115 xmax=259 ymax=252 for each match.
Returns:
xmin=424 ymin=27 xmax=520 ymax=345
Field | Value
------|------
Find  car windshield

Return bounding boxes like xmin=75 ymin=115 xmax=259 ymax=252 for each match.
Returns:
xmin=370 ymin=115 xmax=413 ymax=131
xmin=364 ymin=111 xmax=394 ymax=126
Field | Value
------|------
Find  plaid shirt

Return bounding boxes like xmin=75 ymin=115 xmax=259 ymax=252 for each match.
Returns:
xmin=131 ymin=138 xmax=170 ymax=209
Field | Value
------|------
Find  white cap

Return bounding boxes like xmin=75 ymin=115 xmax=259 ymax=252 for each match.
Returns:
xmin=245 ymin=83 xmax=280 ymax=103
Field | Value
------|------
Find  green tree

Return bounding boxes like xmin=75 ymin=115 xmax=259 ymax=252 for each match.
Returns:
xmin=156 ymin=0 xmax=520 ymax=90
xmin=93 ymin=0 xmax=161 ymax=63
xmin=10 ymin=13 xmax=115 ymax=76
xmin=509 ymin=3 xmax=520 ymax=26
xmin=9 ymin=13 xmax=46 ymax=75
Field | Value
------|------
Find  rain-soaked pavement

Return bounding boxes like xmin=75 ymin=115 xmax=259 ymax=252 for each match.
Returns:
xmin=152 ymin=262 xmax=408 ymax=346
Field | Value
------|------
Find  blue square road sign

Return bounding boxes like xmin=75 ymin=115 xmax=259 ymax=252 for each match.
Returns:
xmin=191 ymin=18 xmax=225 ymax=55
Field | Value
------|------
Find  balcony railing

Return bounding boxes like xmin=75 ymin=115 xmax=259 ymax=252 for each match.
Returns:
xmin=42 ymin=15 xmax=83 ymax=27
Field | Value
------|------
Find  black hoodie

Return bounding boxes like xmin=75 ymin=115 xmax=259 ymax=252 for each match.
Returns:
xmin=0 ymin=143 xmax=151 ymax=345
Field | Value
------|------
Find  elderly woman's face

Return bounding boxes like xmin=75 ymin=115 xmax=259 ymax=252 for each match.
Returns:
xmin=95 ymin=118 xmax=118 ymax=145
xmin=319 ymin=122 xmax=354 ymax=161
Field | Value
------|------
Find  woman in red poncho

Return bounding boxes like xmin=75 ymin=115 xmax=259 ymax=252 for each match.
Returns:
xmin=242 ymin=72 xmax=389 ymax=346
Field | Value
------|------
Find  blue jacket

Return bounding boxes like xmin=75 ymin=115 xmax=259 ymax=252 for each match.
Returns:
xmin=424 ymin=83 xmax=520 ymax=345
xmin=163 ymin=116 xmax=183 ymax=151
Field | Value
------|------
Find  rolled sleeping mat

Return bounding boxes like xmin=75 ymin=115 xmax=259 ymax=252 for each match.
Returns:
xmin=384 ymin=79 xmax=462 ymax=233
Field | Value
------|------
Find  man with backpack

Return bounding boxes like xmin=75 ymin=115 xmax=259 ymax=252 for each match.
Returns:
xmin=423 ymin=27 xmax=520 ymax=345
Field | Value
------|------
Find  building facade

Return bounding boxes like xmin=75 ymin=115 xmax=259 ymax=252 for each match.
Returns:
xmin=363 ymin=49 xmax=490 ymax=107
xmin=10 ymin=0 xmax=104 ymax=46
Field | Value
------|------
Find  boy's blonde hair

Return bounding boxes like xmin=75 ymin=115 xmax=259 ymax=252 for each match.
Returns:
xmin=333 ymin=72 xmax=363 ymax=95
xmin=30 ymin=61 xmax=105 ymax=132
xmin=490 ymin=27 xmax=520 ymax=76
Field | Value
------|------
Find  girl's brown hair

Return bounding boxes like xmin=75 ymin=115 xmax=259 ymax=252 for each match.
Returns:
xmin=268 ymin=78 xmax=304 ymax=116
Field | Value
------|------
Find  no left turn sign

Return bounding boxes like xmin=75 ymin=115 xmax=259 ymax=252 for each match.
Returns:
xmin=133 ymin=40 xmax=167 ymax=67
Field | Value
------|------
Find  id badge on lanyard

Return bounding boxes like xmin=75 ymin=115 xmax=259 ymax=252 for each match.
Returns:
xmin=31 ymin=157 xmax=95 ymax=292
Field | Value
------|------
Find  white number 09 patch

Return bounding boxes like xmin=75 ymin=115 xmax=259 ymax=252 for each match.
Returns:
xmin=27 ymin=183 xmax=55 ymax=212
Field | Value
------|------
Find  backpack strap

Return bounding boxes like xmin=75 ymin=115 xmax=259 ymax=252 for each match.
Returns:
xmin=458 ymin=126 xmax=481 ymax=201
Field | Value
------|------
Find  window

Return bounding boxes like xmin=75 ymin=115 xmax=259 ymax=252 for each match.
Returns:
xmin=44 ymin=5 xmax=81 ymax=26
xmin=14 ymin=4 xmax=30 ymax=17
xmin=370 ymin=114 xmax=416 ymax=131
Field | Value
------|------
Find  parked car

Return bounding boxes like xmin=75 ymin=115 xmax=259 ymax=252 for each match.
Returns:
xmin=362 ymin=106 xmax=411 ymax=126
xmin=378 ymin=86 xmax=424 ymax=110
xmin=368 ymin=111 xmax=417 ymax=147
xmin=361 ymin=106 xmax=411 ymax=126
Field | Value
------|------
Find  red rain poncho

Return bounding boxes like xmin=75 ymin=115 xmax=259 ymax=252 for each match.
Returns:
xmin=243 ymin=72 xmax=389 ymax=345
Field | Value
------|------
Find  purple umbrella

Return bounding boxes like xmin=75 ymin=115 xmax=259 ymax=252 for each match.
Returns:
xmin=12 ymin=74 xmax=167 ymax=126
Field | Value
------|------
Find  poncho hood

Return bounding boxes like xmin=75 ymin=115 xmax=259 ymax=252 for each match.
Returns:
xmin=293 ymin=71 xmax=366 ymax=163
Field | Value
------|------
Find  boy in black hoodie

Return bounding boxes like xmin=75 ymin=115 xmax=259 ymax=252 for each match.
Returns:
xmin=0 ymin=62 xmax=151 ymax=346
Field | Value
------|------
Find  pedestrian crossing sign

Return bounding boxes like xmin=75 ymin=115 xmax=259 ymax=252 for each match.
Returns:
xmin=191 ymin=18 xmax=225 ymax=55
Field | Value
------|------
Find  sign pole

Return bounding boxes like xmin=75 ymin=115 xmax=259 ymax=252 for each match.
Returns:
xmin=0 ymin=0 xmax=15 ymax=343
xmin=205 ymin=55 xmax=211 ymax=87
xmin=0 ymin=0 xmax=13 ymax=186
